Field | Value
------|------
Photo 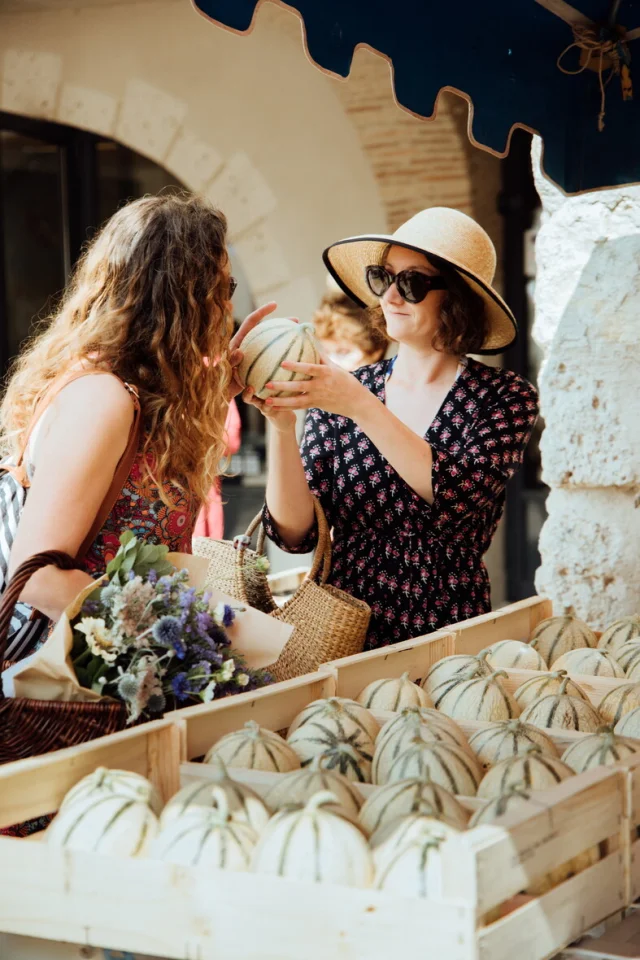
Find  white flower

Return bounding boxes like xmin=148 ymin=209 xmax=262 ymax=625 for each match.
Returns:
xmin=76 ymin=618 xmax=121 ymax=663
xmin=221 ymin=658 xmax=235 ymax=681
xmin=202 ymin=680 xmax=217 ymax=703
xmin=237 ymin=673 xmax=250 ymax=687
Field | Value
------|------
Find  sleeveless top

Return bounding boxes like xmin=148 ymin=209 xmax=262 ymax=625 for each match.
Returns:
xmin=25 ymin=375 xmax=198 ymax=577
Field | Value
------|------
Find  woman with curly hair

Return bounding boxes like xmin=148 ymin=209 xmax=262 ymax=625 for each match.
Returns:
xmin=248 ymin=207 xmax=539 ymax=650
xmin=0 ymin=193 xmax=272 ymax=658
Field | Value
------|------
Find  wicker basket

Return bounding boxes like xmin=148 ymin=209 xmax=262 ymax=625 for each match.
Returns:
xmin=193 ymin=498 xmax=370 ymax=681
xmin=0 ymin=552 xmax=126 ymax=765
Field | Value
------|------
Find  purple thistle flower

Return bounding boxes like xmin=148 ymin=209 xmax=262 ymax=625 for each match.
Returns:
xmin=191 ymin=644 xmax=224 ymax=667
xmin=179 ymin=587 xmax=197 ymax=611
xmin=196 ymin=610 xmax=213 ymax=639
xmin=152 ymin=616 xmax=186 ymax=659
xmin=147 ymin=569 xmax=158 ymax=586
xmin=171 ymin=672 xmax=192 ymax=701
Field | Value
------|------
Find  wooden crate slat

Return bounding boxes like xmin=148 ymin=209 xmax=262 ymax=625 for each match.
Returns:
xmin=439 ymin=766 xmax=624 ymax=913
xmin=328 ymin=631 xmax=455 ymax=699
xmin=0 ymin=839 xmax=476 ymax=960
xmin=168 ymin=671 xmax=336 ymax=761
xmin=449 ymin=597 xmax=553 ymax=656
xmin=0 ymin=719 xmax=180 ymax=830
xmin=476 ymin=854 xmax=625 ymax=960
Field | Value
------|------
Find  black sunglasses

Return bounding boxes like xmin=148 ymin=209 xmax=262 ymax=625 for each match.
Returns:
xmin=365 ymin=264 xmax=446 ymax=304
xmin=228 ymin=276 xmax=238 ymax=299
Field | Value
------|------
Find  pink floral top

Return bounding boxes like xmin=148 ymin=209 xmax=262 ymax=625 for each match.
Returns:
xmin=83 ymin=452 xmax=198 ymax=576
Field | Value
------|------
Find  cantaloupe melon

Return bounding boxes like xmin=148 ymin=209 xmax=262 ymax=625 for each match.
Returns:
xmin=380 ymin=738 xmax=482 ymax=794
xmin=614 ymin=706 xmax=640 ymax=738
xmin=529 ymin=616 xmax=597 ymax=665
xmin=477 ymin=745 xmax=574 ymax=798
xmin=205 ymin=721 xmax=300 ymax=773
xmin=467 ymin=719 xmax=558 ymax=768
xmin=553 ymin=648 xmax=624 ymax=678
xmin=252 ymin=790 xmax=373 ymax=888
xmin=356 ymin=672 xmax=431 ymax=711
xmin=614 ymin=642 xmax=640 ymax=677
xmin=598 ymin=616 xmax=640 ymax=654
xmin=481 ymin=639 xmax=546 ymax=671
xmin=598 ymin=683 xmax=640 ymax=727
xmin=514 ymin=670 xmax=588 ymax=710
xmin=519 ymin=677 xmax=601 ymax=732
xmin=421 ymin=653 xmax=492 ymax=704
xmin=238 ymin=318 xmax=319 ymax=400
xmin=287 ymin=700 xmax=377 ymax=783
xmin=436 ymin=671 xmax=520 ymax=722
xmin=561 ymin=729 xmax=640 ymax=773
xmin=263 ymin=754 xmax=362 ymax=819
xmin=358 ymin=775 xmax=469 ymax=836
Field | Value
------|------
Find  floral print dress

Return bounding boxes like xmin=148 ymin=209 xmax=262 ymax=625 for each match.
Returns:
xmin=264 ymin=357 xmax=538 ymax=650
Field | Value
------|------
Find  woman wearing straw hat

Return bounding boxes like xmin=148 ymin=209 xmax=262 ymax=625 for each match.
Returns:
xmin=246 ymin=208 xmax=538 ymax=649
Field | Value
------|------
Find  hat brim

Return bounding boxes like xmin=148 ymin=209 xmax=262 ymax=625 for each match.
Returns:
xmin=322 ymin=236 xmax=517 ymax=355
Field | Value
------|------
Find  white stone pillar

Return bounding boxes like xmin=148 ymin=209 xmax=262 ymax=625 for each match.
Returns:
xmin=531 ymin=138 xmax=640 ymax=626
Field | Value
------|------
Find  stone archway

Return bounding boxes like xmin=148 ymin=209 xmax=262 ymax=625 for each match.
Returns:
xmin=0 ymin=0 xmax=386 ymax=321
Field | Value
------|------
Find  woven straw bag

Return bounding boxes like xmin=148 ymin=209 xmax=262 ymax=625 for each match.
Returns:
xmin=193 ymin=498 xmax=370 ymax=681
xmin=0 ymin=551 xmax=127 ymax=766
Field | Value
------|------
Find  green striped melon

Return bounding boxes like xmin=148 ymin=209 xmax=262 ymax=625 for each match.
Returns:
xmin=287 ymin=702 xmax=377 ymax=783
xmin=615 ymin=642 xmax=640 ymax=677
xmin=288 ymin=697 xmax=380 ymax=742
xmin=358 ymin=775 xmax=469 ymax=836
xmin=481 ymin=639 xmax=546 ymax=671
xmin=356 ymin=672 xmax=432 ymax=711
xmin=373 ymin=713 xmax=472 ymax=784
xmin=47 ymin=792 xmax=158 ymax=857
xmin=263 ymin=754 xmax=362 ymax=819
xmin=205 ymin=720 xmax=300 ymax=773
xmin=469 ymin=786 xmax=599 ymax=895
xmin=375 ymin=707 xmax=470 ymax=754
xmin=159 ymin=756 xmax=270 ymax=833
xmin=373 ymin=819 xmax=458 ymax=897
xmin=514 ymin=670 xmax=588 ymax=710
xmin=372 ymin=814 xmax=461 ymax=873
xmin=59 ymin=766 xmax=162 ymax=816
xmin=519 ymin=677 xmax=601 ymax=732
xmin=467 ymin=719 xmax=559 ymax=768
xmin=529 ymin=616 xmax=597 ymax=665
xmin=598 ymin=683 xmax=640 ymax=727
xmin=477 ymin=745 xmax=574 ymax=799
xmin=152 ymin=788 xmax=258 ymax=869
xmin=421 ymin=652 xmax=492 ymax=703
xmin=436 ymin=671 xmax=520 ymax=722
xmin=614 ymin=706 xmax=640 ymax=738
xmin=561 ymin=729 xmax=640 ymax=773
xmin=252 ymin=790 xmax=373 ymax=887
xmin=237 ymin=318 xmax=319 ymax=400
xmin=380 ymin=738 xmax=482 ymax=793
xmin=598 ymin=616 xmax=640 ymax=654
xmin=553 ymin=648 xmax=625 ymax=678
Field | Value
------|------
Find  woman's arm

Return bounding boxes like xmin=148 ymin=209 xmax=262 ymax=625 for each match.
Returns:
xmin=244 ymin=388 xmax=314 ymax=549
xmin=264 ymin=362 xmax=437 ymax=503
xmin=9 ymin=375 xmax=134 ymax=620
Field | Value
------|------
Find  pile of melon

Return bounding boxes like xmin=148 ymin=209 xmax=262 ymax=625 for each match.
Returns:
xmin=47 ymin=676 xmax=633 ymax=908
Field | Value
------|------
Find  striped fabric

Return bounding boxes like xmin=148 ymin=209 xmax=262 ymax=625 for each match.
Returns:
xmin=0 ymin=462 xmax=46 ymax=662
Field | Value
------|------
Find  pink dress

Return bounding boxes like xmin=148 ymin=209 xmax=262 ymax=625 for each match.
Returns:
xmin=193 ymin=400 xmax=242 ymax=540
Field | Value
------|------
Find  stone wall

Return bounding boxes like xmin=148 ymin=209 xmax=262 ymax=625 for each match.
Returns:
xmin=532 ymin=138 xmax=640 ymax=624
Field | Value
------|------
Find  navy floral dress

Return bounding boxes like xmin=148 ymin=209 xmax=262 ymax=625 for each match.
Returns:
xmin=264 ymin=357 xmax=538 ymax=650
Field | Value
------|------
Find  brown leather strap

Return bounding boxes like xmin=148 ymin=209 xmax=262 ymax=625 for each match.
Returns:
xmin=9 ymin=369 xmax=141 ymax=561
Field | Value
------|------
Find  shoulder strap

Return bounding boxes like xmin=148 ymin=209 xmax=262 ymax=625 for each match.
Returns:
xmin=10 ymin=369 xmax=142 ymax=561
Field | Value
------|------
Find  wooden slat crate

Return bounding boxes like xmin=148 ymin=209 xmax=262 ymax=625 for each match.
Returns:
xmin=448 ymin=596 xmax=554 ymax=655
xmin=0 ymin=740 xmax=627 ymax=960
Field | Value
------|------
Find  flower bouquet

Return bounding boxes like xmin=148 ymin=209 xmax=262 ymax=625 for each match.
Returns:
xmin=7 ymin=533 xmax=291 ymax=718
xmin=68 ymin=533 xmax=272 ymax=723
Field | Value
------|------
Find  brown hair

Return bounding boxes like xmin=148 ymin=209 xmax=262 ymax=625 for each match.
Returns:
xmin=371 ymin=249 xmax=489 ymax=355
xmin=0 ymin=193 xmax=233 ymax=504
xmin=314 ymin=290 xmax=389 ymax=361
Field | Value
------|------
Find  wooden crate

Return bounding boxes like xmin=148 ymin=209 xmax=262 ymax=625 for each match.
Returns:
xmin=0 ymin=745 xmax=626 ymax=960
xmin=448 ymin=596 xmax=554 ymax=655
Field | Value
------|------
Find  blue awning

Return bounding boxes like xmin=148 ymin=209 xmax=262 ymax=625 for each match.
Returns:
xmin=194 ymin=0 xmax=640 ymax=195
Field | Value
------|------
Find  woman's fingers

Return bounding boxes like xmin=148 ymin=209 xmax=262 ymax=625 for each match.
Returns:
xmin=280 ymin=360 xmax=324 ymax=376
xmin=230 ymin=302 xmax=277 ymax=351
xmin=265 ymin=395 xmax=308 ymax=409
xmin=265 ymin=379 xmax=309 ymax=394
xmin=229 ymin=348 xmax=243 ymax=368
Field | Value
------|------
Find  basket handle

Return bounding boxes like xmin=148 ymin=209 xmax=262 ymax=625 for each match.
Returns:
xmin=0 ymin=550 xmax=82 ymax=697
xmin=237 ymin=497 xmax=332 ymax=586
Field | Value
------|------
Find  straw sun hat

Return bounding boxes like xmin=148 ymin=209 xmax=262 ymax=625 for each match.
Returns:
xmin=322 ymin=207 xmax=516 ymax=355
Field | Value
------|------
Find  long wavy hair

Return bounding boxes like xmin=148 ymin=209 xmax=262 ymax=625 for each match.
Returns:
xmin=0 ymin=193 xmax=234 ymax=504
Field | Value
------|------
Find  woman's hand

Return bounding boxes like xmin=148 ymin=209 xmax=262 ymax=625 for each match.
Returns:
xmin=243 ymin=386 xmax=297 ymax=434
xmin=264 ymin=357 xmax=374 ymax=421
xmin=227 ymin=301 xmax=278 ymax=400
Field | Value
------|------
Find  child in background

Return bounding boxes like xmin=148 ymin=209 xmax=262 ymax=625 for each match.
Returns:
xmin=313 ymin=281 xmax=391 ymax=372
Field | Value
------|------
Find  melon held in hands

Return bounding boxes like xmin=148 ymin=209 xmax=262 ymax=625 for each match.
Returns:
xmin=238 ymin=318 xmax=319 ymax=400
